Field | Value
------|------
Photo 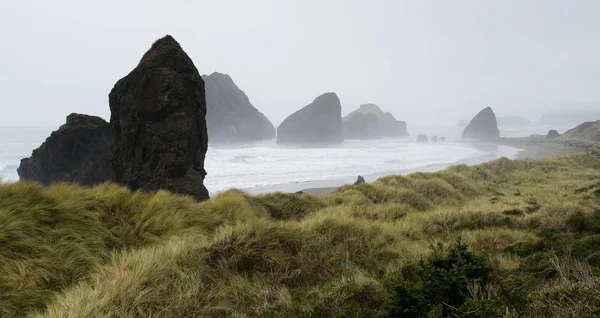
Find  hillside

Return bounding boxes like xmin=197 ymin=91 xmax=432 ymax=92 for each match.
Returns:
xmin=563 ymin=120 xmax=600 ymax=142
xmin=2 ymin=154 xmax=600 ymax=317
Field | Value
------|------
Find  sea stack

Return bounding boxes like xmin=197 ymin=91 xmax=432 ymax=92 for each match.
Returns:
xmin=342 ymin=104 xmax=408 ymax=139
xmin=277 ymin=92 xmax=342 ymax=145
xmin=203 ymin=72 xmax=275 ymax=142
xmin=109 ymin=35 xmax=209 ymax=201
xmin=546 ymin=130 xmax=560 ymax=139
xmin=461 ymin=107 xmax=500 ymax=140
xmin=18 ymin=113 xmax=111 ymax=186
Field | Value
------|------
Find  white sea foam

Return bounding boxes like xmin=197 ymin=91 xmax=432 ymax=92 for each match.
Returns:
xmin=0 ymin=125 xmax=524 ymax=193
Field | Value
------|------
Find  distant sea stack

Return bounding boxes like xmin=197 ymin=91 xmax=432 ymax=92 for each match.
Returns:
xmin=461 ymin=107 xmax=500 ymax=140
xmin=342 ymin=104 xmax=408 ymax=139
xmin=203 ymin=72 xmax=275 ymax=143
xmin=18 ymin=113 xmax=111 ymax=186
xmin=546 ymin=130 xmax=560 ymax=139
xmin=277 ymin=92 xmax=342 ymax=145
xmin=109 ymin=35 xmax=209 ymax=201
xmin=563 ymin=121 xmax=600 ymax=142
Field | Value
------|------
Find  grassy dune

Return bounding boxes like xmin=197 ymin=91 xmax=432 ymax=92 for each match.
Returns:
xmin=2 ymin=154 xmax=600 ymax=317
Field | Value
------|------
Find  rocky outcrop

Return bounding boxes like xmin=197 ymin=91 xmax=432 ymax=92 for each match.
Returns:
xmin=381 ymin=112 xmax=408 ymax=137
xmin=18 ymin=113 xmax=111 ymax=185
xmin=546 ymin=130 xmax=560 ymax=139
xmin=354 ymin=175 xmax=366 ymax=185
xmin=416 ymin=135 xmax=429 ymax=143
xmin=439 ymin=137 xmax=446 ymax=142
xmin=342 ymin=104 xmax=408 ymax=139
xmin=563 ymin=121 xmax=600 ymax=142
xmin=109 ymin=35 xmax=209 ymax=201
xmin=431 ymin=136 xmax=438 ymax=143
xmin=277 ymin=93 xmax=342 ymax=144
xmin=461 ymin=107 xmax=500 ymax=140
xmin=342 ymin=112 xmax=380 ymax=139
xmin=203 ymin=72 xmax=275 ymax=143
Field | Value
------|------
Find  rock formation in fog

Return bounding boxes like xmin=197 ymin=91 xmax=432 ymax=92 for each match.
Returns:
xmin=497 ymin=116 xmax=532 ymax=128
xmin=431 ymin=136 xmax=438 ymax=143
xmin=18 ymin=113 xmax=111 ymax=185
xmin=563 ymin=121 xmax=600 ymax=142
xmin=343 ymin=112 xmax=380 ymax=139
xmin=203 ymin=72 xmax=275 ymax=142
xmin=109 ymin=35 xmax=209 ymax=201
xmin=439 ymin=137 xmax=446 ymax=142
xmin=461 ymin=107 xmax=500 ymax=140
xmin=546 ymin=130 xmax=560 ymax=139
xmin=416 ymin=135 xmax=429 ymax=143
xmin=277 ymin=92 xmax=342 ymax=144
xmin=342 ymin=104 xmax=408 ymax=139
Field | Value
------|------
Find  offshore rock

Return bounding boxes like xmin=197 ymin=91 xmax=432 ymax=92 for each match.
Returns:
xmin=203 ymin=72 xmax=275 ymax=142
xmin=109 ymin=35 xmax=209 ymax=201
xmin=277 ymin=92 xmax=342 ymax=145
xmin=18 ymin=113 xmax=111 ymax=186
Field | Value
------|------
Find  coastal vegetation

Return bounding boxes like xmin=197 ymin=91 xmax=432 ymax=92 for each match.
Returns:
xmin=2 ymin=153 xmax=600 ymax=317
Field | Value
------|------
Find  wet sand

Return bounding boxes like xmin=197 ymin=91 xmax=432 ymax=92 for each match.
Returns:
xmin=300 ymin=140 xmax=588 ymax=195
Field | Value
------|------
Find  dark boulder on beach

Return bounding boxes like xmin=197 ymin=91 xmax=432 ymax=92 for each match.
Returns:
xmin=546 ymin=130 xmax=560 ymax=139
xmin=416 ymin=135 xmax=429 ymax=143
xmin=17 ymin=113 xmax=111 ymax=186
xmin=277 ymin=92 xmax=342 ymax=145
xmin=109 ymin=35 xmax=209 ymax=201
xmin=461 ymin=107 xmax=500 ymax=140
xmin=354 ymin=175 xmax=366 ymax=185
xmin=203 ymin=72 xmax=275 ymax=143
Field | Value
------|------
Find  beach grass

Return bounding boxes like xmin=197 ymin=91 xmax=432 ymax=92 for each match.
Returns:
xmin=1 ymin=153 xmax=600 ymax=317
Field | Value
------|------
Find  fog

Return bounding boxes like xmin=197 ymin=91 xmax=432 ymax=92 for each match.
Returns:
xmin=1 ymin=0 xmax=599 ymax=128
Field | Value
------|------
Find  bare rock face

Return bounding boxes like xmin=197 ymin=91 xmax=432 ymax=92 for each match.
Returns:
xmin=277 ymin=92 xmax=342 ymax=145
xmin=431 ymin=136 xmax=439 ymax=143
xmin=18 ymin=113 xmax=111 ymax=185
xmin=461 ymin=107 xmax=500 ymax=140
xmin=546 ymin=130 xmax=560 ymax=139
xmin=203 ymin=72 xmax=275 ymax=143
xmin=109 ymin=35 xmax=209 ymax=201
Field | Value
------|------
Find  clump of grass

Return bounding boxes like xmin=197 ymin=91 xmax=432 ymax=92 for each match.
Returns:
xmin=3 ymin=153 xmax=600 ymax=317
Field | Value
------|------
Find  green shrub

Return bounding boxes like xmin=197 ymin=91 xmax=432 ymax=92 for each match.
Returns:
xmin=386 ymin=240 xmax=491 ymax=317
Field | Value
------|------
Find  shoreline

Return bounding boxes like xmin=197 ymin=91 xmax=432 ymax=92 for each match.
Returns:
xmin=294 ymin=139 xmax=589 ymax=195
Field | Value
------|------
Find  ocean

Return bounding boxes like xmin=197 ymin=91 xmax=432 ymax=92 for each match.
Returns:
xmin=1 ymin=125 xmax=552 ymax=194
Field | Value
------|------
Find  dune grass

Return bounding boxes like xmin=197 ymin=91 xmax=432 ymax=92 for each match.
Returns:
xmin=1 ymin=153 xmax=600 ymax=317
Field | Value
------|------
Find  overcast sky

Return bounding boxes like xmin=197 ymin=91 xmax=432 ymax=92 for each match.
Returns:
xmin=1 ymin=0 xmax=599 ymax=127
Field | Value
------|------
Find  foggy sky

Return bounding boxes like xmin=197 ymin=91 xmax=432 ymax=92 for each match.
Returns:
xmin=1 ymin=0 xmax=599 ymax=128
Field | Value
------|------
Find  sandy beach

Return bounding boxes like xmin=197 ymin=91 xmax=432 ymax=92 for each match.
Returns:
xmin=298 ymin=139 xmax=590 ymax=195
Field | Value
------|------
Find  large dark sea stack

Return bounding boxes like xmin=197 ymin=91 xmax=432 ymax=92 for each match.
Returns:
xmin=203 ymin=72 xmax=275 ymax=142
xmin=18 ymin=113 xmax=111 ymax=185
xmin=109 ymin=35 xmax=209 ymax=201
xmin=277 ymin=92 xmax=342 ymax=144
xmin=461 ymin=107 xmax=500 ymax=140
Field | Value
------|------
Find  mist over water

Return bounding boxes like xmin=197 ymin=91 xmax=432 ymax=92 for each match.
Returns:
xmin=1 ymin=124 xmax=540 ymax=193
